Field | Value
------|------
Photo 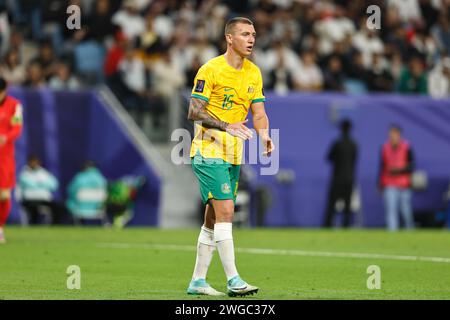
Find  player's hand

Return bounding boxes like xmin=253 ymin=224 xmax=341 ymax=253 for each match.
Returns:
xmin=261 ymin=134 xmax=275 ymax=156
xmin=0 ymin=135 xmax=6 ymax=146
xmin=226 ymin=119 xmax=253 ymax=140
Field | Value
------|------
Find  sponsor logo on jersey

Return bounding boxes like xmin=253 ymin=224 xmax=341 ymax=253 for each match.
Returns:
xmin=248 ymin=86 xmax=254 ymax=93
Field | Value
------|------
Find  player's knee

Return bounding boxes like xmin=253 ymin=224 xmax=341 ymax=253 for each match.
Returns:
xmin=211 ymin=200 xmax=234 ymax=222
xmin=214 ymin=222 xmax=233 ymax=242
xmin=217 ymin=207 xmax=234 ymax=222
xmin=0 ymin=189 xmax=11 ymax=201
xmin=198 ymin=225 xmax=215 ymax=246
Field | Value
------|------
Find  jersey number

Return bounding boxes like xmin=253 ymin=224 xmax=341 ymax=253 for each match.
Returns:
xmin=222 ymin=94 xmax=234 ymax=110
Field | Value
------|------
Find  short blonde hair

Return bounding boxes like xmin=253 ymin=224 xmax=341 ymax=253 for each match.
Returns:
xmin=224 ymin=17 xmax=253 ymax=35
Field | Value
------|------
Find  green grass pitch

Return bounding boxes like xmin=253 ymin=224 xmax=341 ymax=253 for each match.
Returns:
xmin=0 ymin=227 xmax=449 ymax=300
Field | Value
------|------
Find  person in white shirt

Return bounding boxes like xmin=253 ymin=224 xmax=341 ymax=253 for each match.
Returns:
xmin=352 ymin=27 xmax=384 ymax=68
xmin=428 ymin=57 xmax=450 ymax=98
xmin=18 ymin=155 xmax=65 ymax=224
xmin=293 ymin=50 xmax=323 ymax=92
xmin=387 ymin=0 xmax=423 ymax=24
xmin=111 ymin=0 xmax=145 ymax=41
xmin=313 ymin=6 xmax=356 ymax=56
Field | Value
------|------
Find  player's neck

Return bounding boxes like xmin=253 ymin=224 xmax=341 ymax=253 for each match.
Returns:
xmin=224 ymin=50 xmax=245 ymax=70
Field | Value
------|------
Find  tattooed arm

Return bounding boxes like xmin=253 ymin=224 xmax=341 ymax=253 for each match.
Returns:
xmin=187 ymin=97 xmax=253 ymax=140
xmin=187 ymin=97 xmax=228 ymax=130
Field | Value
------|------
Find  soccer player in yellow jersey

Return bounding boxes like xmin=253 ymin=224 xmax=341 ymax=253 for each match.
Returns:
xmin=186 ymin=17 xmax=275 ymax=297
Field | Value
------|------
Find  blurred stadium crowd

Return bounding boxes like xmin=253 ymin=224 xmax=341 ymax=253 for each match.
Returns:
xmin=0 ymin=0 xmax=450 ymax=101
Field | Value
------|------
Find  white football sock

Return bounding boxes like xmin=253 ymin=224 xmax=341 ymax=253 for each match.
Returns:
xmin=214 ymin=222 xmax=239 ymax=281
xmin=192 ymin=226 xmax=216 ymax=281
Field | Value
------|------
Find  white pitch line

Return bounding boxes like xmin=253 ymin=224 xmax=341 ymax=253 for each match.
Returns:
xmin=96 ymin=242 xmax=450 ymax=264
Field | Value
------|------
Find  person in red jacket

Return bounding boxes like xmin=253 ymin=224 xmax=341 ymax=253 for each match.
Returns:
xmin=378 ymin=124 xmax=415 ymax=231
xmin=0 ymin=77 xmax=23 ymax=243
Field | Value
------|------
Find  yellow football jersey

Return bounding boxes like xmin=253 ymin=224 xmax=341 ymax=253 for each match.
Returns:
xmin=190 ymin=55 xmax=265 ymax=164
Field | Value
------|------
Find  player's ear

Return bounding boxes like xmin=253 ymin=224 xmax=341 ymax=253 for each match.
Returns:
xmin=225 ymin=33 xmax=232 ymax=45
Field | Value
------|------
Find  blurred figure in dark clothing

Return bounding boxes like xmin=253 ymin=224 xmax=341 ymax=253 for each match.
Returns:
xmin=323 ymin=120 xmax=358 ymax=227
xmin=367 ymin=53 xmax=394 ymax=92
xmin=323 ymin=55 xmax=345 ymax=92
xmin=87 ymin=0 xmax=116 ymax=44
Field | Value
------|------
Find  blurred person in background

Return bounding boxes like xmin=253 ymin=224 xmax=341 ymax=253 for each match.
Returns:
xmin=31 ymin=39 xmax=58 ymax=81
xmin=409 ymin=28 xmax=438 ymax=65
xmin=388 ymin=51 xmax=405 ymax=83
xmin=116 ymin=45 xmax=153 ymax=128
xmin=366 ymin=52 xmax=394 ymax=92
xmin=104 ymin=30 xmax=129 ymax=80
xmin=48 ymin=61 xmax=81 ymax=90
xmin=313 ymin=5 xmax=356 ymax=57
xmin=18 ymin=155 xmax=66 ymax=225
xmin=38 ymin=0 xmax=67 ymax=56
xmin=323 ymin=120 xmax=358 ymax=228
xmin=323 ymin=55 xmax=345 ymax=92
xmin=7 ymin=29 xmax=37 ymax=66
xmin=267 ymin=47 xmax=295 ymax=95
xmin=117 ymin=45 xmax=148 ymax=107
xmin=23 ymin=61 xmax=47 ymax=88
xmin=185 ymin=30 xmax=219 ymax=68
xmin=0 ymin=49 xmax=26 ymax=85
xmin=262 ymin=40 xmax=300 ymax=84
xmin=0 ymin=3 xmax=11 ymax=57
xmin=428 ymin=56 xmax=450 ymax=98
xmin=0 ymin=77 xmax=23 ymax=243
xmin=431 ymin=14 xmax=450 ymax=55
xmin=111 ymin=0 xmax=145 ymax=42
xmin=344 ymin=50 xmax=368 ymax=85
xmin=137 ymin=14 xmax=166 ymax=62
xmin=105 ymin=175 xmax=146 ymax=229
xmin=87 ymin=0 xmax=116 ymax=45
xmin=151 ymin=50 xmax=186 ymax=100
xmin=378 ymin=124 xmax=415 ymax=231
xmin=148 ymin=50 xmax=185 ymax=132
xmin=293 ymin=50 xmax=323 ymax=91
xmin=185 ymin=55 xmax=203 ymax=88
xmin=352 ymin=22 xmax=384 ymax=69
xmin=66 ymin=161 xmax=108 ymax=224
xmin=387 ymin=0 xmax=423 ymax=25
xmin=397 ymin=56 xmax=428 ymax=94
xmin=144 ymin=1 xmax=174 ymax=44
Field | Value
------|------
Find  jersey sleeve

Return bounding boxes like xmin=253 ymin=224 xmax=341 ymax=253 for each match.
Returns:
xmin=252 ymin=68 xmax=265 ymax=104
xmin=191 ymin=65 xmax=214 ymax=102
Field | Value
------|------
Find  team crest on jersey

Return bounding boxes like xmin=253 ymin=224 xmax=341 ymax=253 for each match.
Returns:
xmin=195 ymin=79 xmax=205 ymax=93
xmin=221 ymin=183 xmax=231 ymax=194
xmin=248 ymin=86 xmax=254 ymax=93
xmin=12 ymin=103 xmax=23 ymax=125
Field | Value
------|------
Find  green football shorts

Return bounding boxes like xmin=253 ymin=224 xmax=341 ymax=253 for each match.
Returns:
xmin=191 ymin=154 xmax=241 ymax=205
